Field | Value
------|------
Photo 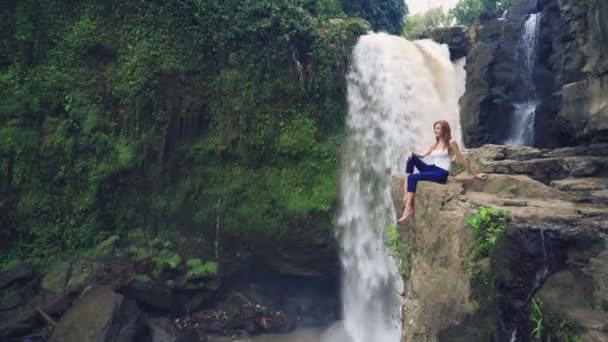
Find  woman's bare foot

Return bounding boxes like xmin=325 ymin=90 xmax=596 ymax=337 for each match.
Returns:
xmin=398 ymin=207 xmax=414 ymax=222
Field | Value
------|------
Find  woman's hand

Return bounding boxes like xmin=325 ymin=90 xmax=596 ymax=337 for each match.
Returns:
xmin=475 ymin=173 xmax=489 ymax=180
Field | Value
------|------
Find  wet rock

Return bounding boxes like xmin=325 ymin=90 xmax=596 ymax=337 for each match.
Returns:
xmin=123 ymin=278 xmax=211 ymax=315
xmin=50 ymin=285 xmax=150 ymax=342
xmin=0 ymin=264 xmax=34 ymax=290
xmin=460 ymin=12 xmax=531 ymax=147
xmin=559 ymin=74 xmax=608 ymax=144
xmin=148 ymin=317 xmax=179 ymax=342
xmin=425 ymin=26 xmax=470 ymax=60
xmin=0 ymin=307 xmax=41 ymax=340
xmin=175 ymin=327 xmax=205 ymax=342
xmin=124 ymin=280 xmax=177 ymax=313
xmin=0 ymin=289 xmax=23 ymax=311
xmin=41 ymin=261 xmax=70 ymax=293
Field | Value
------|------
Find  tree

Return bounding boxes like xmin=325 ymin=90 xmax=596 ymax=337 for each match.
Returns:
xmin=450 ymin=0 xmax=515 ymax=26
xmin=403 ymin=7 xmax=453 ymax=40
xmin=342 ymin=0 xmax=408 ymax=34
xmin=450 ymin=0 xmax=485 ymax=26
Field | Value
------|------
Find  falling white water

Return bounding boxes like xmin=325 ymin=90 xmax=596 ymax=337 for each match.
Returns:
xmin=506 ymin=13 xmax=540 ymax=146
xmin=331 ymin=32 xmax=465 ymax=342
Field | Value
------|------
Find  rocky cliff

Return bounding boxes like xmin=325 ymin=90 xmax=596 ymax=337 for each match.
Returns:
xmin=460 ymin=0 xmax=608 ymax=147
xmin=394 ymin=144 xmax=608 ymax=341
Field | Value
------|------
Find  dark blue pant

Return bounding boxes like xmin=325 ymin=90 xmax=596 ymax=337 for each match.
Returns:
xmin=405 ymin=154 xmax=449 ymax=193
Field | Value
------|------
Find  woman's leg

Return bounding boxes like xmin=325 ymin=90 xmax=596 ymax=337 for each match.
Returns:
xmin=398 ymin=190 xmax=415 ymax=222
xmin=403 ymin=154 xmax=431 ymax=200
xmin=405 ymin=153 xmax=431 ymax=174
xmin=398 ymin=168 xmax=448 ymax=222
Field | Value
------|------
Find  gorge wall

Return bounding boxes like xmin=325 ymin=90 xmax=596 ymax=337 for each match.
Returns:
xmin=394 ymin=144 xmax=608 ymax=342
xmin=460 ymin=0 xmax=608 ymax=148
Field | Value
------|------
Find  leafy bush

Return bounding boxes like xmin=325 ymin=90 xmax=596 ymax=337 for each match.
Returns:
xmin=465 ymin=206 xmax=510 ymax=262
xmin=342 ymin=0 xmax=407 ymax=34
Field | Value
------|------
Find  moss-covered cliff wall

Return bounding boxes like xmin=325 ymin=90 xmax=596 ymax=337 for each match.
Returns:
xmin=0 ymin=0 xmax=409 ymax=268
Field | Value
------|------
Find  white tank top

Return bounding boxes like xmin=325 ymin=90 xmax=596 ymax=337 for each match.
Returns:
xmin=430 ymin=148 xmax=451 ymax=171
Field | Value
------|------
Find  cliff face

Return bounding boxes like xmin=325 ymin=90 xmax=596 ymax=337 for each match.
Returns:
xmin=460 ymin=0 xmax=608 ymax=147
xmin=394 ymin=144 xmax=608 ymax=341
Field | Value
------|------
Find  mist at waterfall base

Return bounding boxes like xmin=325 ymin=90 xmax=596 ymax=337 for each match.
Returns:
xmin=330 ymin=32 xmax=465 ymax=342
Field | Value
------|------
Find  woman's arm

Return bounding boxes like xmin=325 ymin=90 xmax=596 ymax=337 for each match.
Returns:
xmin=449 ymin=140 xmax=488 ymax=179
xmin=413 ymin=145 xmax=433 ymax=159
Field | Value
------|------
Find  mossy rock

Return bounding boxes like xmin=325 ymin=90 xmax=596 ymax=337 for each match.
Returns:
xmin=66 ymin=260 xmax=95 ymax=291
xmin=151 ymin=250 xmax=182 ymax=274
xmin=0 ymin=288 xmax=23 ymax=311
xmin=127 ymin=246 xmax=151 ymax=261
xmin=186 ymin=259 xmax=218 ymax=280
xmin=94 ymin=235 xmax=119 ymax=256
xmin=42 ymin=261 xmax=71 ymax=292
xmin=130 ymin=274 xmax=152 ymax=283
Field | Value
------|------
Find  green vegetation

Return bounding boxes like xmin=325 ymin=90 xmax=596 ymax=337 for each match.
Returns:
xmin=450 ymin=0 xmax=514 ymax=26
xmin=342 ymin=0 xmax=408 ymax=34
xmin=387 ymin=223 xmax=410 ymax=276
xmin=505 ymin=184 xmax=519 ymax=195
xmin=465 ymin=206 xmax=511 ymax=263
xmin=530 ymin=298 xmax=581 ymax=342
xmin=0 ymin=0 xmax=408 ymax=268
xmin=186 ymin=259 xmax=219 ymax=279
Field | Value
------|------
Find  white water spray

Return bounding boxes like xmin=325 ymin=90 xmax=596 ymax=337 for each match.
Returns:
xmin=506 ymin=13 xmax=540 ymax=146
xmin=332 ymin=32 xmax=465 ymax=342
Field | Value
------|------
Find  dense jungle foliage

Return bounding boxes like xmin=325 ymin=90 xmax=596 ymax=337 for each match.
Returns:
xmin=0 ymin=0 xmax=406 ymax=267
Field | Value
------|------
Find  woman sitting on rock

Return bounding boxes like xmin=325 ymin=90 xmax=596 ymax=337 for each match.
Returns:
xmin=398 ymin=120 xmax=488 ymax=222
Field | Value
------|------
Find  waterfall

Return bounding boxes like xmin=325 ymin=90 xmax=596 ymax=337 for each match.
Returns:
xmin=505 ymin=13 xmax=540 ymax=146
xmin=330 ymin=32 xmax=465 ymax=342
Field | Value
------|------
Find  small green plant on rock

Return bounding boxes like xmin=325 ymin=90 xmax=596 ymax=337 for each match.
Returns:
xmin=530 ymin=298 xmax=580 ymax=342
xmin=386 ymin=224 xmax=410 ymax=277
xmin=465 ymin=206 xmax=511 ymax=264
xmin=505 ymin=184 xmax=519 ymax=195
xmin=186 ymin=259 xmax=218 ymax=279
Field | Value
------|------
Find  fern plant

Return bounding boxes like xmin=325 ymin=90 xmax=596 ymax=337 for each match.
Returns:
xmin=465 ymin=206 xmax=511 ymax=263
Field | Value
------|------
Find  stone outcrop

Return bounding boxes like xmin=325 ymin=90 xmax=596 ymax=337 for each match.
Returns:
xmin=394 ymin=144 xmax=608 ymax=341
xmin=460 ymin=13 xmax=529 ymax=146
xmin=425 ymin=26 xmax=471 ymax=60
xmin=50 ymin=286 xmax=150 ymax=342
xmin=461 ymin=0 xmax=608 ymax=147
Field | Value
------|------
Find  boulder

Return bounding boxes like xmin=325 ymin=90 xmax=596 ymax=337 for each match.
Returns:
xmin=0 ymin=264 xmax=34 ymax=290
xmin=123 ymin=278 xmax=212 ymax=315
xmin=50 ymin=285 xmax=149 ymax=342
xmin=559 ymin=74 xmax=608 ymax=144
xmin=0 ymin=307 xmax=41 ymax=339
xmin=147 ymin=317 xmax=179 ymax=342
